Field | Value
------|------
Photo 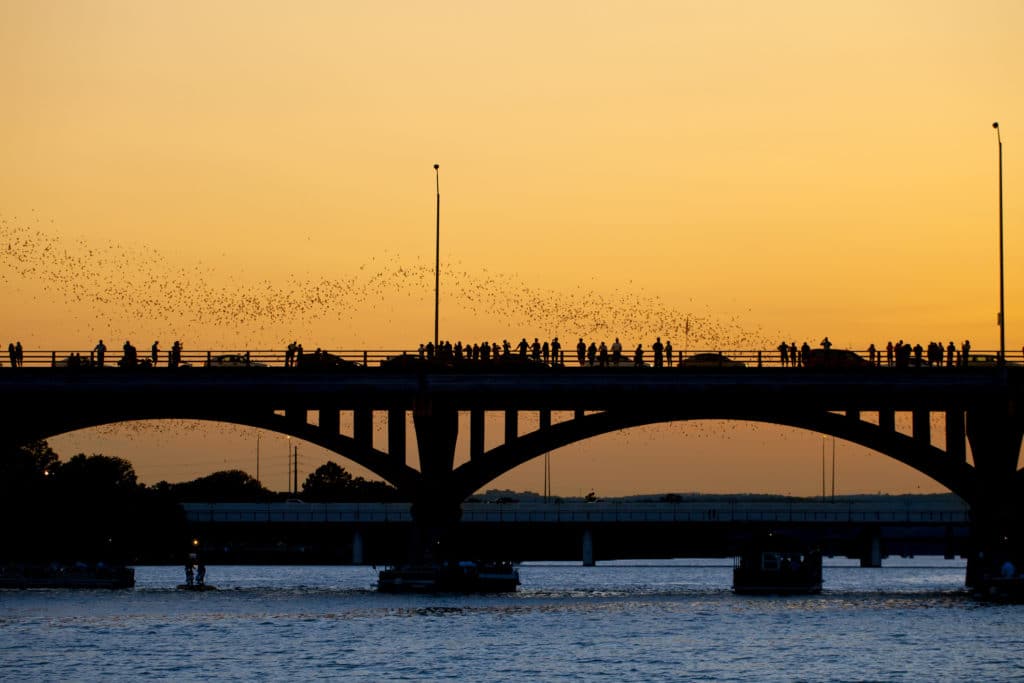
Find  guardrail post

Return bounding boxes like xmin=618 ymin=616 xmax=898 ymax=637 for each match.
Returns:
xmin=363 ymin=350 xmax=368 ymax=366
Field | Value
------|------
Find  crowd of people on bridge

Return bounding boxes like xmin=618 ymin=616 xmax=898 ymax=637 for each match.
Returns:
xmin=5 ymin=336 xmax=1023 ymax=369
xmin=413 ymin=336 xmax=680 ymax=368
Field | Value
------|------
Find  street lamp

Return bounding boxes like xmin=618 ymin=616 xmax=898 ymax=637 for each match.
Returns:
xmin=433 ymin=163 xmax=440 ymax=349
xmin=993 ymin=123 xmax=1005 ymax=361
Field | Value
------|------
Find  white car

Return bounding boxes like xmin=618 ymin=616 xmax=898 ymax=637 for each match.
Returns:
xmin=205 ymin=354 xmax=267 ymax=368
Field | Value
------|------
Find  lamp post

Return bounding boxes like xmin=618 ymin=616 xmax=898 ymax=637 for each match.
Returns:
xmin=993 ymin=123 xmax=1005 ymax=360
xmin=433 ymin=163 xmax=440 ymax=349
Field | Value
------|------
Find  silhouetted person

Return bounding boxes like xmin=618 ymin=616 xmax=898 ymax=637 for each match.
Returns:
xmin=197 ymin=563 xmax=206 ymax=586
xmin=665 ymin=341 xmax=673 ymax=367
xmin=820 ymin=337 xmax=832 ymax=351
xmin=611 ymin=338 xmax=622 ymax=364
xmin=598 ymin=341 xmax=608 ymax=366
xmin=542 ymin=340 xmax=550 ymax=364
xmin=778 ymin=341 xmax=788 ymax=367
xmin=14 ymin=342 xmax=22 ymax=367
xmin=518 ymin=338 xmax=529 ymax=357
xmin=961 ymin=339 xmax=971 ymax=367
xmin=947 ymin=341 xmax=955 ymax=368
xmin=185 ymin=563 xmax=194 ymax=587
xmin=151 ymin=341 xmax=159 ymax=366
xmin=551 ymin=338 xmax=561 ymax=365
xmin=868 ymin=344 xmax=876 ymax=366
xmin=577 ymin=338 xmax=586 ymax=366
xmin=94 ymin=340 xmax=107 ymax=367
xmin=531 ymin=338 xmax=541 ymax=361
xmin=652 ymin=337 xmax=664 ymax=368
xmin=634 ymin=344 xmax=645 ymax=367
xmin=7 ymin=343 xmax=14 ymax=368
xmin=801 ymin=342 xmax=810 ymax=367
xmin=587 ymin=342 xmax=597 ymax=366
xmin=790 ymin=343 xmax=798 ymax=367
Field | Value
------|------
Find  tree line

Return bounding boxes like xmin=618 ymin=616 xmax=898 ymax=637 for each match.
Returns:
xmin=0 ymin=440 xmax=400 ymax=564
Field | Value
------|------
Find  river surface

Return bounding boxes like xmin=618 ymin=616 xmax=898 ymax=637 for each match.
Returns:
xmin=2 ymin=558 xmax=1023 ymax=681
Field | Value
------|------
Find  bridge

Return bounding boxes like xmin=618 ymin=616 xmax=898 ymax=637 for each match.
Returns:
xmin=181 ymin=499 xmax=972 ymax=567
xmin=2 ymin=350 xmax=1022 ymax=581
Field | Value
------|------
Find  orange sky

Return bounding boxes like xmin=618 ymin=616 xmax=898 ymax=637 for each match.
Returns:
xmin=1 ymin=2 xmax=1021 ymax=495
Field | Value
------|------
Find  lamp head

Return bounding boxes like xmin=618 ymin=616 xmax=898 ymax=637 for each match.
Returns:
xmin=433 ymin=164 xmax=439 ymax=170
xmin=993 ymin=122 xmax=999 ymax=129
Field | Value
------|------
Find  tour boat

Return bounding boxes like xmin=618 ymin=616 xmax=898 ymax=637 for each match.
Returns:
xmin=733 ymin=537 xmax=822 ymax=595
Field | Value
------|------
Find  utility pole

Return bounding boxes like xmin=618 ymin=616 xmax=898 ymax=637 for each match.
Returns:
xmin=293 ymin=445 xmax=299 ymax=495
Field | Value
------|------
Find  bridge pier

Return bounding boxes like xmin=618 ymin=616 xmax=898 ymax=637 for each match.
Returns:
xmin=582 ymin=528 xmax=595 ymax=566
xmin=859 ymin=532 xmax=882 ymax=568
xmin=408 ymin=401 xmax=463 ymax=562
xmin=965 ymin=400 xmax=1024 ymax=586
xmin=351 ymin=529 xmax=364 ymax=565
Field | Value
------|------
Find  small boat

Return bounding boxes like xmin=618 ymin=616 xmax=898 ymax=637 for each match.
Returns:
xmin=377 ymin=560 xmax=520 ymax=593
xmin=972 ymin=559 xmax=1024 ymax=603
xmin=0 ymin=563 xmax=135 ymax=589
xmin=177 ymin=583 xmax=218 ymax=591
xmin=733 ymin=537 xmax=822 ymax=595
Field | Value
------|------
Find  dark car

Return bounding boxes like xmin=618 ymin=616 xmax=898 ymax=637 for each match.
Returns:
xmin=680 ymin=353 xmax=746 ymax=368
xmin=803 ymin=349 xmax=870 ymax=368
xmin=296 ymin=350 xmax=359 ymax=369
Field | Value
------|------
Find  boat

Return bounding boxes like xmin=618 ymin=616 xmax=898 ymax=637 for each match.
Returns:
xmin=733 ymin=537 xmax=822 ymax=595
xmin=0 ymin=562 xmax=135 ymax=589
xmin=377 ymin=560 xmax=520 ymax=593
xmin=972 ymin=559 xmax=1024 ymax=602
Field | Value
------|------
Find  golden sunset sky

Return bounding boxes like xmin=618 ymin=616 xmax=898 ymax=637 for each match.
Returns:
xmin=1 ymin=1 xmax=1021 ymax=496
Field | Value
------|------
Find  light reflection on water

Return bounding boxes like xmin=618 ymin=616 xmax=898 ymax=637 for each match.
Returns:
xmin=3 ymin=559 xmax=1024 ymax=681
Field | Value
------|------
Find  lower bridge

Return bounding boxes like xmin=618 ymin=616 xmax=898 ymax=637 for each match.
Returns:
xmin=183 ymin=499 xmax=971 ymax=567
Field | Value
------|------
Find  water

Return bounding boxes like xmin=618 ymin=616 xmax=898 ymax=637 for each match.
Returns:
xmin=3 ymin=559 xmax=1024 ymax=681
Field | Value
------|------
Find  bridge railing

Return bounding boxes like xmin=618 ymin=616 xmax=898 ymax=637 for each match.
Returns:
xmin=5 ymin=347 xmax=1023 ymax=369
xmin=182 ymin=500 xmax=971 ymax=525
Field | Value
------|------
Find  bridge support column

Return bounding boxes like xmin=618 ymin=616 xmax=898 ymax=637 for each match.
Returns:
xmin=354 ymin=409 xmax=373 ymax=448
xmin=582 ymin=528 xmax=595 ymax=567
xmin=965 ymin=401 xmax=1024 ymax=586
xmin=860 ymin=533 xmax=882 ymax=568
xmin=504 ymin=410 xmax=518 ymax=445
xmin=319 ymin=408 xmax=339 ymax=436
xmin=470 ymin=409 xmax=485 ymax=460
xmin=351 ymin=529 xmax=364 ymax=565
xmin=387 ymin=409 xmax=406 ymax=464
xmin=410 ymin=401 xmax=462 ymax=562
xmin=912 ymin=410 xmax=930 ymax=444
xmin=945 ymin=410 xmax=966 ymax=463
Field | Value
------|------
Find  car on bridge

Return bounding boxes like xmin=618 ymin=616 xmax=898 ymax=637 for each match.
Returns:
xmin=680 ymin=353 xmax=745 ymax=368
xmin=295 ymin=350 xmax=360 ymax=369
xmin=205 ymin=354 xmax=267 ymax=368
xmin=803 ymin=349 xmax=870 ymax=369
xmin=965 ymin=354 xmax=1020 ymax=367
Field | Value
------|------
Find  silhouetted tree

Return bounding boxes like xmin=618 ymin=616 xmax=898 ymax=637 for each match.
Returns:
xmin=301 ymin=461 xmax=401 ymax=502
xmin=0 ymin=440 xmax=60 ymax=498
xmin=302 ymin=461 xmax=354 ymax=501
xmin=171 ymin=469 xmax=273 ymax=502
xmin=54 ymin=453 xmax=139 ymax=496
